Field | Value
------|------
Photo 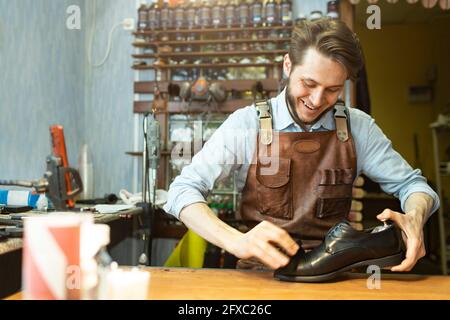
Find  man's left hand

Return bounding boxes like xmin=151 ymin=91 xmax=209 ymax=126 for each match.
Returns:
xmin=376 ymin=208 xmax=426 ymax=272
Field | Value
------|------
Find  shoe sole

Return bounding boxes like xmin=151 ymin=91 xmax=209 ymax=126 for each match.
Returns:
xmin=274 ymin=252 xmax=405 ymax=283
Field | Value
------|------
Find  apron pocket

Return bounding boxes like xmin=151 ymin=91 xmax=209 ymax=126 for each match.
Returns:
xmin=316 ymin=197 xmax=352 ymax=218
xmin=316 ymin=168 xmax=354 ymax=219
xmin=256 ymin=158 xmax=292 ymax=220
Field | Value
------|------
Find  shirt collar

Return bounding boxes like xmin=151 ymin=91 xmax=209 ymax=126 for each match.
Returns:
xmin=271 ymin=88 xmax=335 ymax=132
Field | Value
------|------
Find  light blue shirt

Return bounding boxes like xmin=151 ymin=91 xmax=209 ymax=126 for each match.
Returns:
xmin=164 ymin=89 xmax=439 ymax=219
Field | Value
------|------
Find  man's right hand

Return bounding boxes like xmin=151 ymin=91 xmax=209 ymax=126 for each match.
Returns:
xmin=229 ymin=220 xmax=300 ymax=270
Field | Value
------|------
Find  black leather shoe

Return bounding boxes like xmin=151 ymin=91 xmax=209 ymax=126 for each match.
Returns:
xmin=274 ymin=220 xmax=405 ymax=282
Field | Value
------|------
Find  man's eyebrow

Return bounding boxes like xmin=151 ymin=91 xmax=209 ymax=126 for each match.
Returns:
xmin=302 ymin=78 xmax=344 ymax=88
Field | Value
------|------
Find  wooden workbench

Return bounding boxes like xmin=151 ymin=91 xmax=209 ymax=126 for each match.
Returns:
xmin=6 ymin=267 xmax=450 ymax=300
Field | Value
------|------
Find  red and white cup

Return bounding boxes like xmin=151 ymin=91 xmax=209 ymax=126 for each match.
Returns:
xmin=22 ymin=214 xmax=93 ymax=300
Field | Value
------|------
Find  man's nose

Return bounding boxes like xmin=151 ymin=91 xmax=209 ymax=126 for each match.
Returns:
xmin=310 ymin=89 xmax=325 ymax=107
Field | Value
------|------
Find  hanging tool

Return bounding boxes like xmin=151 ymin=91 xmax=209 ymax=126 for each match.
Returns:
xmin=50 ymin=125 xmax=75 ymax=208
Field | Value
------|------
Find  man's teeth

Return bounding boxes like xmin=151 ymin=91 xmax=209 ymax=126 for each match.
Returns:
xmin=302 ymin=99 xmax=314 ymax=110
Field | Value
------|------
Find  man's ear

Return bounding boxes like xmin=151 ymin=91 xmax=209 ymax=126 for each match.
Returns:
xmin=283 ymin=54 xmax=292 ymax=78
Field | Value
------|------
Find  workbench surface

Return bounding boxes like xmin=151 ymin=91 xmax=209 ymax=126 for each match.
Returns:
xmin=0 ymin=209 xmax=141 ymax=255
xmin=6 ymin=267 xmax=450 ymax=300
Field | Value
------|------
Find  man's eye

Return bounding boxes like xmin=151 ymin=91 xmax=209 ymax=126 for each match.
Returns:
xmin=303 ymin=81 xmax=315 ymax=88
xmin=327 ymin=88 xmax=340 ymax=93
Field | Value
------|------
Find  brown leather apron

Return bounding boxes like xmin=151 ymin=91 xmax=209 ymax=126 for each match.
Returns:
xmin=240 ymin=100 xmax=357 ymax=253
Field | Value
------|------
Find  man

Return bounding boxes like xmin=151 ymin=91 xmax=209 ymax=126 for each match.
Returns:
xmin=163 ymin=18 xmax=439 ymax=272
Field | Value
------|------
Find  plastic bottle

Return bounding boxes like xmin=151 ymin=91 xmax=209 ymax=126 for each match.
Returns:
xmin=137 ymin=4 xmax=148 ymax=31
xmin=186 ymin=0 xmax=196 ymax=29
xmin=265 ymin=0 xmax=277 ymax=26
xmin=225 ymin=0 xmax=236 ymax=28
xmin=327 ymin=1 xmax=339 ymax=19
xmin=250 ymin=0 xmax=263 ymax=27
xmin=148 ymin=2 xmax=160 ymax=31
xmin=160 ymin=0 xmax=171 ymax=30
xmin=0 ymin=190 xmax=49 ymax=210
xmin=78 ymin=144 xmax=94 ymax=200
xmin=280 ymin=0 xmax=292 ymax=26
xmin=211 ymin=0 xmax=225 ymax=28
xmin=174 ymin=0 xmax=185 ymax=29
xmin=237 ymin=0 xmax=250 ymax=28
xmin=199 ymin=0 xmax=212 ymax=29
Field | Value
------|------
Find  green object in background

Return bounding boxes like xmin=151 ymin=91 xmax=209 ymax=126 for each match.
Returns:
xmin=164 ymin=229 xmax=207 ymax=268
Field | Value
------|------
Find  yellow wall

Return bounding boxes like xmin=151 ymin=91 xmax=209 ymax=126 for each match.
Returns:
xmin=355 ymin=19 xmax=450 ymax=197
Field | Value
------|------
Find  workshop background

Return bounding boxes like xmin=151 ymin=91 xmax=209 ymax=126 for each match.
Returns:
xmin=0 ymin=0 xmax=449 ymax=273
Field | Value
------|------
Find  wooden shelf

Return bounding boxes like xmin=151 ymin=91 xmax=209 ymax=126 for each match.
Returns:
xmin=132 ymin=49 xmax=287 ymax=59
xmin=134 ymin=99 xmax=256 ymax=114
xmin=134 ymin=25 xmax=294 ymax=35
xmin=133 ymin=37 xmax=290 ymax=47
xmin=134 ymin=79 xmax=281 ymax=94
xmin=133 ymin=62 xmax=282 ymax=70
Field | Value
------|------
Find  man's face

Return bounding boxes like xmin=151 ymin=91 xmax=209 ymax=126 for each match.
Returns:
xmin=285 ymin=48 xmax=347 ymax=124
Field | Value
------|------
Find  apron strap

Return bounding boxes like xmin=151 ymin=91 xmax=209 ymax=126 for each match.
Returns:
xmin=334 ymin=100 xmax=350 ymax=142
xmin=255 ymin=100 xmax=273 ymax=146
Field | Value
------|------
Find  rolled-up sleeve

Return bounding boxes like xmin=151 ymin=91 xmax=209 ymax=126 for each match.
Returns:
xmin=163 ymin=106 xmax=257 ymax=219
xmin=359 ymin=116 xmax=440 ymax=217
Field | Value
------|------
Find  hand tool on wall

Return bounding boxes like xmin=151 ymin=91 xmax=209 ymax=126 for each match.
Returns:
xmin=50 ymin=125 xmax=75 ymax=208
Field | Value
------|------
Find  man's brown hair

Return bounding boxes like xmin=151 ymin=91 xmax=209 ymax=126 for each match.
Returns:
xmin=289 ymin=18 xmax=363 ymax=81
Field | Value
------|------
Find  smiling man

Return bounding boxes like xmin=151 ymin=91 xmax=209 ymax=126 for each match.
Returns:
xmin=163 ymin=18 xmax=439 ymax=273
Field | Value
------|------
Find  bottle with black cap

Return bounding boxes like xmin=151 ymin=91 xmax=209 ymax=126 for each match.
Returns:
xmin=137 ymin=3 xmax=148 ymax=31
xmin=237 ymin=0 xmax=250 ymax=28
xmin=225 ymin=0 xmax=237 ymax=51
xmin=199 ymin=0 xmax=212 ymax=29
xmin=174 ymin=0 xmax=185 ymax=29
xmin=265 ymin=0 xmax=278 ymax=27
xmin=160 ymin=0 xmax=170 ymax=30
xmin=147 ymin=2 xmax=160 ymax=31
xmin=280 ymin=0 xmax=292 ymax=26
xmin=250 ymin=0 xmax=263 ymax=27
xmin=327 ymin=1 xmax=339 ymax=20
xmin=211 ymin=0 xmax=225 ymax=28
xmin=225 ymin=0 xmax=236 ymax=28
xmin=186 ymin=0 xmax=196 ymax=29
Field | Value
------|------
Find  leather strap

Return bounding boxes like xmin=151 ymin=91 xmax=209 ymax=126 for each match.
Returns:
xmin=255 ymin=100 xmax=273 ymax=145
xmin=334 ymin=100 xmax=349 ymax=142
xmin=285 ymin=92 xmax=304 ymax=130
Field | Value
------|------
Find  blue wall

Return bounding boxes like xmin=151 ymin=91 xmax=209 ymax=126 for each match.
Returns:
xmin=0 ymin=0 xmax=139 ymax=196
xmin=0 ymin=0 xmax=86 ymax=181
xmin=84 ymin=0 xmax=138 ymax=197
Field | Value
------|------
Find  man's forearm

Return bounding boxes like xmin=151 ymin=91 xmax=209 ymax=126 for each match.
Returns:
xmin=179 ymin=202 xmax=243 ymax=255
xmin=404 ymin=192 xmax=434 ymax=227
